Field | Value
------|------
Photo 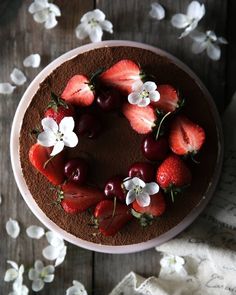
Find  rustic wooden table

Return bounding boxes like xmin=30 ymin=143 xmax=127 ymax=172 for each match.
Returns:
xmin=0 ymin=1 xmax=235 ymax=294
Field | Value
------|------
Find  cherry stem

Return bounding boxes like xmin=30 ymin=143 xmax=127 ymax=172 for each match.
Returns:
xmin=155 ymin=111 xmax=171 ymax=140
xmin=191 ymin=153 xmax=200 ymax=164
xmin=43 ymin=155 xmax=56 ymax=169
xmin=170 ymin=189 xmax=175 ymax=203
xmin=112 ymin=197 xmax=117 ymax=219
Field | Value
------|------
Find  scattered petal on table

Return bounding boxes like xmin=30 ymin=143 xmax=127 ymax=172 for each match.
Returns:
xmin=0 ymin=83 xmax=16 ymax=95
xmin=23 ymin=54 xmax=41 ymax=68
xmin=66 ymin=280 xmax=88 ymax=295
xmin=6 ymin=218 xmax=20 ymax=238
xmin=10 ymin=68 xmax=27 ymax=86
xmin=149 ymin=2 xmax=165 ymax=20
xmin=26 ymin=225 xmax=45 ymax=239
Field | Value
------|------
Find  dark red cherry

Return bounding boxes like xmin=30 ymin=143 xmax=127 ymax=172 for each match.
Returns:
xmin=64 ymin=158 xmax=88 ymax=185
xmin=128 ymin=162 xmax=155 ymax=182
xmin=76 ymin=113 xmax=101 ymax=139
xmin=142 ymin=134 xmax=169 ymax=161
xmin=96 ymin=89 xmax=122 ymax=111
xmin=104 ymin=176 xmax=126 ymax=202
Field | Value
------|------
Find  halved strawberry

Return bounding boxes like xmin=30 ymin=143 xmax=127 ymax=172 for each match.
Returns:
xmin=94 ymin=200 xmax=133 ymax=236
xmin=61 ymin=75 xmax=95 ymax=106
xmin=122 ymin=103 xmax=157 ymax=134
xmin=100 ymin=59 xmax=143 ymax=94
xmin=29 ymin=143 xmax=65 ymax=185
xmin=45 ymin=104 xmax=75 ymax=124
xmin=60 ymin=182 xmax=104 ymax=214
xmin=132 ymin=192 xmax=166 ymax=226
xmin=151 ymin=84 xmax=180 ymax=113
xmin=169 ymin=115 xmax=206 ymax=155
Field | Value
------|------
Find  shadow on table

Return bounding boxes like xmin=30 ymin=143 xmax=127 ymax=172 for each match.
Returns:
xmin=0 ymin=0 xmax=22 ymax=26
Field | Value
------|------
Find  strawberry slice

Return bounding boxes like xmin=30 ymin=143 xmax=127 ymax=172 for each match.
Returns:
xmin=61 ymin=75 xmax=95 ymax=106
xmin=122 ymin=103 xmax=157 ymax=134
xmin=132 ymin=192 xmax=166 ymax=217
xmin=94 ymin=200 xmax=132 ymax=236
xmin=100 ymin=59 xmax=142 ymax=94
xmin=169 ymin=115 xmax=206 ymax=155
xmin=60 ymin=182 xmax=104 ymax=214
xmin=29 ymin=143 xmax=65 ymax=185
xmin=151 ymin=84 xmax=180 ymax=113
xmin=45 ymin=104 xmax=75 ymax=124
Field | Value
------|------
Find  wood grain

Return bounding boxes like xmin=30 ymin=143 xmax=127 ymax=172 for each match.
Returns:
xmin=0 ymin=1 xmax=94 ymax=294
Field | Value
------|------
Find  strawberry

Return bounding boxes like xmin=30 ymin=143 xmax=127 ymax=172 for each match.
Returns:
xmin=169 ymin=115 xmax=206 ymax=156
xmin=94 ymin=200 xmax=133 ymax=236
xmin=156 ymin=154 xmax=192 ymax=201
xmin=29 ymin=143 xmax=65 ymax=185
xmin=122 ymin=103 xmax=157 ymax=134
xmin=132 ymin=192 xmax=166 ymax=226
xmin=61 ymin=75 xmax=95 ymax=106
xmin=59 ymin=182 xmax=104 ymax=214
xmin=100 ymin=59 xmax=143 ymax=94
xmin=151 ymin=84 xmax=181 ymax=113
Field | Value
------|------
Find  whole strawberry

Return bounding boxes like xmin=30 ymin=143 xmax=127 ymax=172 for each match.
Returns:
xmin=45 ymin=92 xmax=75 ymax=124
xmin=156 ymin=154 xmax=192 ymax=201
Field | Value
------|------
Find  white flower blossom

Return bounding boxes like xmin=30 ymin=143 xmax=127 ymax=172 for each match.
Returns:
xmin=190 ymin=30 xmax=227 ymax=61
xmin=149 ymin=3 xmax=165 ymax=20
xmin=10 ymin=68 xmax=27 ymax=86
xmin=28 ymin=260 xmax=55 ymax=292
xmin=160 ymin=255 xmax=187 ymax=275
xmin=37 ymin=117 xmax=78 ymax=156
xmin=75 ymin=9 xmax=113 ymax=43
xmin=23 ymin=54 xmax=41 ymax=68
xmin=171 ymin=1 xmax=205 ymax=38
xmin=28 ymin=0 xmax=61 ymax=29
xmin=123 ymin=177 xmax=159 ymax=207
xmin=128 ymin=81 xmax=160 ymax=107
xmin=42 ymin=231 xmax=67 ymax=267
xmin=26 ymin=225 xmax=45 ymax=239
xmin=4 ymin=261 xmax=28 ymax=295
xmin=0 ymin=83 xmax=16 ymax=95
xmin=6 ymin=218 xmax=20 ymax=239
xmin=66 ymin=280 xmax=88 ymax=295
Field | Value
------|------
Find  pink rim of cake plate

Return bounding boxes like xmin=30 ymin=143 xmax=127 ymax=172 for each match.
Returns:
xmin=10 ymin=40 xmax=223 ymax=254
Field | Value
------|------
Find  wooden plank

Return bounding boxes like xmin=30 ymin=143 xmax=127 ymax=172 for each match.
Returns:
xmin=93 ymin=0 xmax=228 ymax=293
xmin=0 ymin=1 xmax=94 ymax=294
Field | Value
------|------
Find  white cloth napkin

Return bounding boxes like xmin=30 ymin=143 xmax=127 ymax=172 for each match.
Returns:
xmin=110 ymin=94 xmax=236 ymax=295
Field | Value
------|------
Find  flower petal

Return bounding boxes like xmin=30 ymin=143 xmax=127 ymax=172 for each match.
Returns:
xmin=45 ymin=12 xmax=58 ymax=29
xmin=59 ymin=116 xmax=75 ymax=133
xmin=32 ymin=279 xmax=44 ymax=292
xmin=28 ymin=0 xmax=48 ymax=14
xmin=125 ymin=190 xmax=136 ymax=206
xmin=171 ymin=14 xmax=189 ymax=29
xmin=190 ymin=30 xmax=206 ymax=42
xmin=75 ymin=23 xmax=89 ymax=40
xmin=46 ymin=231 xmax=64 ymax=247
xmin=66 ymin=281 xmax=88 ymax=295
xmin=50 ymin=140 xmax=64 ymax=156
xmin=35 ymin=260 xmax=44 ymax=272
xmin=10 ymin=68 xmax=27 ymax=86
xmin=89 ymin=25 xmax=103 ymax=43
xmin=4 ymin=269 xmax=18 ymax=282
xmin=7 ymin=261 xmax=18 ymax=270
xmin=0 ymin=83 xmax=15 ymax=94
xmin=149 ymin=2 xmax=165 ymax=20
xmin=128 ymin=92 xmax=141 ymax=105
xmin=187 ymin=1 xmax=205 ymax=20
xmin=26 ymin=225 xmax=45 ymax=239
xmin=132 ymin=80 xmax=143 ymax=92
xmin=143 ymin=81 xmax=157 ymax=92
xmin=63 ymin=132 xmax=78 ymax=148
xmin=44 ymin=274 xmax=55 ymax=283
xmin=132 ymin=177 xmax=145 ymax=187
xmin=49 ymin=3 xmax=61 ymax=16
xmin=207 ymin=43 xmax=221 ymax=61
xmin=55 ymin=246 xmax=67 ymax=267
xmin=149 ymin=91 xmax=160 ymax=102
xmin=41 ymin=117 xmax=58 ymax=132
xmin=191 ymin=41 xmax=207 ymax=54
xmin=123 ymin=179 xmax=135 ymax=190
xmin=43 ymin=245 xmax=60 ymax=260
xmin=81 ymin=9 xmax=105 ymax=22
xmin=143 ymin=182 xmax=159 ymax=195
xmin=6 ymin=218 xmax=20 ymax=238
xmin=138 ymin=97 xmax=150 ymax=107
xmin=136 ymin=191 xmax=151 ymax=207
xmin=23 ymin=54 xmax=41 ymax=68
xmin=100 ymin=20 xmax=113 ymax=33
xmin=37 ymin=130 xmax=56 ymax=147
xmin=33 ymin=9 xmax=49 ymax=23
xmin=28 ymin=269 xmax=39 ymax=281
xmin=218 ymin=37 xmax=228 ymax=44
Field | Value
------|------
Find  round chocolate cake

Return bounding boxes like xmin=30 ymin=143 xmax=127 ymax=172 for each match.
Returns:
xmin=19 ymin=45 xmax=221 ymax=246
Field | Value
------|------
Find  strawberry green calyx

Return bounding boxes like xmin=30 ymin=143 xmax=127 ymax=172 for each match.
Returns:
xmin=47 ymin=92 xmax=69 ymax=112
xmin=131 ymin=209 xmax=154 ymax=227
xmin=164 ymin=184 xmax=190 ymax=202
